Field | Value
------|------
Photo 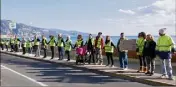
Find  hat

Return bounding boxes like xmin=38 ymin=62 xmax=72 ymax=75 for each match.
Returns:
xmin=159 ymin=28 xmax=167 ymax=34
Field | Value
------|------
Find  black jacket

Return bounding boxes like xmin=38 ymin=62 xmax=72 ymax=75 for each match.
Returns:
xmin=143 ymin=40 xmax=156 ymax=58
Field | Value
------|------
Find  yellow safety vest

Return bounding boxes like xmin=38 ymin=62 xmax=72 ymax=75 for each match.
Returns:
xmin=97 ymin=37 xmax=102 ymax=48
xmin=105 ymin=42 xmax=114 ymax=53
xmin=156 ymin=35 xmax=175 ymax=52
xmin=34 ymin=39 xmax=39 ymax=46
xmin=14 ymin=39 xmax=20 ymax=45
xmin=49 ymin=38 xmax=56 ymax=46
xmin=57 ymin=38 xmax=64 ymax=47
xmin=26 ymin=41 xmax=32 ymax=48
xmin=136 ymin=37 xmax=145 ymax=55
xmin=76 ymin=40 xmax=83 ymax=47
xmin=65 ymin=40 xmax=72 ymax=51
xmin=10 ymin=38 xmax=14 ymax=44
xmin=87 ymin=38 xmax=95 ymax=45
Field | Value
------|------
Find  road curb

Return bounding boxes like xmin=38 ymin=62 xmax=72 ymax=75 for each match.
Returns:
xmin=1 ymin=51 xmax=175 ymax=86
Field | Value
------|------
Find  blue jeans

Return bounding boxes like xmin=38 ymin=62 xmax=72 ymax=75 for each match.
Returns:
xmin=161 ymin=59 xmax=173 ymax=78
xmin=119 ymin=52 xmax=128 ymax=68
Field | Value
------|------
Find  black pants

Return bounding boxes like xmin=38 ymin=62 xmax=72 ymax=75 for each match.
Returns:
xmin=15 ymin=44 xmax=19 ymax=52
xmin=1 ymin=44 xmax=4 ymax=50
xmin=43 ymin=48 xmax=47 ymax=58
xmin=22 ymin=47 xmax=26 ymax=54
xmin=139 ymin=55 xmax=147 ymax=67
xmin=146 ymin=56 xmax=155 ymax=72
xmin=5 ymin=45 xmax=8 ymax=51
xmin=65 ymin=51 xmax=70 ymax=60
xmin=27 ymin=48 xmax=32 ymax=54
xmin=10 ymin=44 xmax=14 ymax=52
xmin=50 ymin=46 xmax=55 ymax=58
xmin=106 ymin=52 xmax=114 ymax=65
xmin=88 ymin=49 xmax=95 ymax=64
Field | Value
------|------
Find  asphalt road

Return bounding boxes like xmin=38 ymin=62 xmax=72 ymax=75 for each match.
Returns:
xmin=1 ymin=53 xmax=153 ymax=87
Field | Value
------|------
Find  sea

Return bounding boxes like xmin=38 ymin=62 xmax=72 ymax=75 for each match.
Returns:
xmin=46 ymin=36 xmax=176 ymax=45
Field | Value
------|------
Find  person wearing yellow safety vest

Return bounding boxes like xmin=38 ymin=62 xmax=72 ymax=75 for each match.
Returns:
xmin=48 ymin=35 xmax=56 ymax=59
xmin=14 ymin=35 xmax=21 ymax=52
xmin=94 ymin=32 xmax=104 ymax=65
xmin=85 ymin=34 xmax=95 ymax=64
xmin=10 ymin=36 xmax=15 ymax=52
xmin=136 ymin=32 xmax=147 ymax=73
xmin=65 ymin=35 xmax=73 ymax=61
xmin=41 ymin=35 xmax=48 ymax=58
xmin=5 ymin=39 xmax=9 ymax=51
xmin=26 ymin=38 xmax=32 ymax=54
xmin=0 ymin=39 xmax=5 ymax=50
xmin=117 ymin=33 xmax=128 ymax=70
xmin=32 ymin=35 xmax=41 ymax=57
xmin=74 ymin=34 xmax=84 ymax=64
xmin=156 ymin=28 xmax=175 ymax=80
xmin=57 ymin=34 xmax=65 ymax=60
xmin=104 ymin=35 xmax=116 ymax=67
xmin=22 ymin=37 xmax=27 ymax=55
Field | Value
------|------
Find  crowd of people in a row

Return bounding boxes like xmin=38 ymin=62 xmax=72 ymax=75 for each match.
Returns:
xmin=0 ymin=28 xmax=175 ymax=80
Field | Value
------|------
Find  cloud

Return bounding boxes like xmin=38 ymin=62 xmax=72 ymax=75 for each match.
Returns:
xmin=105 ymin=0 xmax=175 ymax=35
xmin=118 ymin=9 xmax=136 ymax=15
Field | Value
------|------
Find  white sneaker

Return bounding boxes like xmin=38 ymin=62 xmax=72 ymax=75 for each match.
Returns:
xmin=111 ymin=65 xmax=115 ymax=68
xmin=123 ymin=68 xmax=128 ymax=70
xmin=160 ymin=74 xmax=168 ymax=79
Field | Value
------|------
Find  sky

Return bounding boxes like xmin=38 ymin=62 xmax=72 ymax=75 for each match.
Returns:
xmin=1 ymin=0 xmax=176 ymax=36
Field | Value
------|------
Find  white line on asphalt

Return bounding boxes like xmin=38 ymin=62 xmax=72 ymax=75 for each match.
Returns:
xmin=1 ymin=65 xmax=48 ymax=86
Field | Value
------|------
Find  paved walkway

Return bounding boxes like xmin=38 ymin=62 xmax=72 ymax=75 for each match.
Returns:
xmin=1 ymin=50 xmax=176 ymax=86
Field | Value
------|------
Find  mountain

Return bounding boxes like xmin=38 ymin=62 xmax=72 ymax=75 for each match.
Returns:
xmin=1 ymin=20 xmax=90 ymax=37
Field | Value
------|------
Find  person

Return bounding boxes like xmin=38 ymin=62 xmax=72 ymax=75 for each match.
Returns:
xmin=26 ymin=38 xmax=32 ymax=54
xmin=136 ymin=32 xmax=147 ymax=73
xmin=48 ymin=35 xmax=56 ymax=59
xmin=0 ymin=39 xmax=5 ymax=50
xmin=22 ymin=37 xmax=27 ymax=55
xmin=57 ymin=34 xmax=65 ymax=60
xmin=32 ymin=35 xmax=40 ymax=57
xmin=65 ymin=35 xmax=73 ymax=61
xmin=94 ymin=32 xmax=104 ymax=65
xmin=156 ymin=28 xmax=175 ymax=80
xmin=85 ymin=34 xmax=95 ymax=64
xmin=5 ymin=39 xmax=9 ymax=51
xmin=143 ymin=34 xmax=156 ymax=76
xmin=117 ymin=33 xmax=128 ymax=70
xmin=41 ymin=35 xmax=48 ymax=58
xmin=10 ymin=36 xmax=15 ymax=52
xmin=14 ymin=35 xmax=20 ymax=52
xmin=74 ymin=34 xmax=84 ymax=64
xmin=104 ymin=35 xmax=116 ymax=67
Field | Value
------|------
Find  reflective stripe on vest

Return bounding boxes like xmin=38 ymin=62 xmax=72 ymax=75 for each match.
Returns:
xmin=65 ymin=40 xmax=72 ymax=51
xmin=49 ymin=38 xmax=55 ymax=46
xmin=76 ymin=40 xmax=83 ymax=47
xmin=57 ymin=38 xmax=64 ymax=47
xmin=156 ymin=35 xmax=174 ymax=51
xmin=34 ymin=39 xmax=39 ymax=45
xmin=15 ymin=39 xmax=20 ymax=45
xmin=97 ymin=37 xmax=102 ymax=48
xmin=105 ymin=42 xmax=114 ymax=53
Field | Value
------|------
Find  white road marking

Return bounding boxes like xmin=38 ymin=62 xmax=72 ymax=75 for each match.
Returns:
xmin=1 ymin=65 xmax=48 ymax=86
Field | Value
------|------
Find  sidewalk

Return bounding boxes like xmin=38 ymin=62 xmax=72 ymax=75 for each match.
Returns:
xmin=1 ymin=50 xmax=176 ymax=86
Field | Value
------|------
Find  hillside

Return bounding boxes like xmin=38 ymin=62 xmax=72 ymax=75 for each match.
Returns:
xmin=1 ymin=20 xmax=89 ymax=37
